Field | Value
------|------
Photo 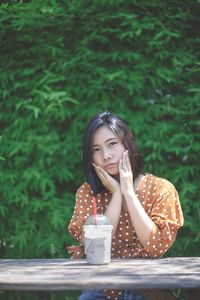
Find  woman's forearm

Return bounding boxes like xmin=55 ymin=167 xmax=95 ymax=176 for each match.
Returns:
xmin=104 ymin=190 xmax=122 ymax=234
xmin=125 ymin=191 xmax=154 ymax=247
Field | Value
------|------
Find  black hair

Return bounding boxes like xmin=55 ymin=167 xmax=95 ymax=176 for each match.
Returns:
xmin=82 ymin=111 xmax=144 ymax=195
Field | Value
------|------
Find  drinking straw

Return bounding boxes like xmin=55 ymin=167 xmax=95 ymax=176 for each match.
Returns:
xmin=92 ymin=196 xmax=97 ymax=225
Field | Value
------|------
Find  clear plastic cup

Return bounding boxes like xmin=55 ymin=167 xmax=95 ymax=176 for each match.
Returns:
xmin=83 ymin=215 xmax=113 ymax=265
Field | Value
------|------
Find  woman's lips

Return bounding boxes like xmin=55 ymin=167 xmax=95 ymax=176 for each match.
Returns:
xmin=104 ymin=163 xmax=117 ymax=170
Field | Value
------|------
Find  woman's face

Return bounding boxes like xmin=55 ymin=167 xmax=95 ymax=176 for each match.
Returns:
xmin=92 ymin=126 xmax=125 ymax=176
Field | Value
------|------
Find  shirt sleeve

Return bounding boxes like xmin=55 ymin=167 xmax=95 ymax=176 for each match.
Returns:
xmin=67 ymin=182 xmax=94 ymax=258
xmin=144 ymin=179 xmax=184 ymax=257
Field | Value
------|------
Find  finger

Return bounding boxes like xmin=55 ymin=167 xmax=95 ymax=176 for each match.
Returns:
xmin=125 ymin=150 xmax=131 ymax=171
xmin=92 ymin=163 xmax=104 ymax=178
xmin=95 ymin=167 xmax=103 ymax=180
xmin=92 ymin=162 xmax=98 ymax=172
xmin=119 ymin=159 xmax=125 ymax=177
xmin=119 ymin=159 xmax=123 ymax=172
xmin=122 ymin=151 xmax=128 ymax=172
xmin=95 ymin=165 xmax=107 ymax=181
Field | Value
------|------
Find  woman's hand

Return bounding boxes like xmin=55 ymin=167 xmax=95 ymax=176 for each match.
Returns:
xmin=92 ymin=163 xmax=120 ymax=194
xmin=119 ymin=150 xmax=134 ymax=197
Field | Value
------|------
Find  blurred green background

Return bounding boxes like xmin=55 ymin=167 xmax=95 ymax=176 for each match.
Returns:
xmin=0 ymin=0 xmax=199 ymax=299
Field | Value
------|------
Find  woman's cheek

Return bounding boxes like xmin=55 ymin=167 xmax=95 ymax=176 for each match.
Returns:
xmin=92 ymin=157 xmax=99 ymax=166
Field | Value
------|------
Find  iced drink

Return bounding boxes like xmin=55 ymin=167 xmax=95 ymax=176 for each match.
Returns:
xmin=83 ymin=215 xmax=113 ymax=265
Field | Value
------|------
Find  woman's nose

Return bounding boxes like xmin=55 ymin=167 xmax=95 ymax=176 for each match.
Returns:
xmin=102 ymin=149 xmax=111 ymax=160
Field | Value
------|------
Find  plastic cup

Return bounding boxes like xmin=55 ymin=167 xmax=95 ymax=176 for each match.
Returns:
xmin=83 ymin=215 xmax=113 ymax=265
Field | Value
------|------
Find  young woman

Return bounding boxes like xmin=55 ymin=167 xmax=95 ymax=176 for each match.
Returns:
xmin=67 ymin=111 xmax=184 ymax=300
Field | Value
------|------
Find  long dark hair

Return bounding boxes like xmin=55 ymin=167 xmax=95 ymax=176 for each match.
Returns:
xmin=82 ymin=111 xmax=144 ymax=195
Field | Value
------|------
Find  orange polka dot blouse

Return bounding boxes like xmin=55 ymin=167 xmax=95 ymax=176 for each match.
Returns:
xmin=67 ymin=173 xmax=184 ymax=299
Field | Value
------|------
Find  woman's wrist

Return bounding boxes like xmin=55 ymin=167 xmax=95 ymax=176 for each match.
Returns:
xmin=123 ymin=187 xmax=135 ymax=199
xmin=112 ymin=187 xmax=122 ymax=196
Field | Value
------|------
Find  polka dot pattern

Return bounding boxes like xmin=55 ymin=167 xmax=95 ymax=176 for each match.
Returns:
xmin=67 ymin=173 xmax=184 ymax=300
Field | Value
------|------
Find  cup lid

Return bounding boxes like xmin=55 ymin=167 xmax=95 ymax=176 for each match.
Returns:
xmin=85 ymin=214 xmax=111 ymax=226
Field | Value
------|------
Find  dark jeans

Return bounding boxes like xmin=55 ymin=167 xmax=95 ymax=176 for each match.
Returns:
xmin=78 ymin=289 xmax=145 ymax=300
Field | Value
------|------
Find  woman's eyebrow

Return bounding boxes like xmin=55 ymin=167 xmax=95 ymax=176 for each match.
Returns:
xmin=93 ymin=138 xmax=118 ymax=147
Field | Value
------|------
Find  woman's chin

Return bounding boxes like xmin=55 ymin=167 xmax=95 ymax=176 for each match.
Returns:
xmin=108 ymin=170 xmax=119 ymax=177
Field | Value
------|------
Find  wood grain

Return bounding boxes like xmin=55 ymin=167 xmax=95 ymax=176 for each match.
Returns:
xmin=0 ymin=257 xmax=199 ymax=290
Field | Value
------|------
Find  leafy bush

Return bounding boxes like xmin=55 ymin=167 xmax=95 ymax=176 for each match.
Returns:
xmin=0 ymin=0 xmax=199 ymax=263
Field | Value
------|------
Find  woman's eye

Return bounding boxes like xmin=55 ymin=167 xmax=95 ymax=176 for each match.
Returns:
xmin=93 ymin=148 xmax=100 ymax=152
xmin=110 ymin=142 xmax=117 ymax=146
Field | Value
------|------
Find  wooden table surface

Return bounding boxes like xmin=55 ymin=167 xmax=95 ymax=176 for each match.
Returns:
xmin=0 ymin=257 xmax=200 ymax=291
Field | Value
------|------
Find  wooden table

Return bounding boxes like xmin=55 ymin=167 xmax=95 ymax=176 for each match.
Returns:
xmin=0 ymin=257 xmax=200 ymax=291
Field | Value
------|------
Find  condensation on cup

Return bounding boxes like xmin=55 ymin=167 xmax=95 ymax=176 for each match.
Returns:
xmin=83 ymin=214 xmax=113 ymax=265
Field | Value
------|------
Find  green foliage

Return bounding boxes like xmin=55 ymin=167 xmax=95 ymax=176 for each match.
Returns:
xmin=0 ymin=290 xmax=80 ymax=300
xmin=0 ymin=0 xmax=200 ymax=267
